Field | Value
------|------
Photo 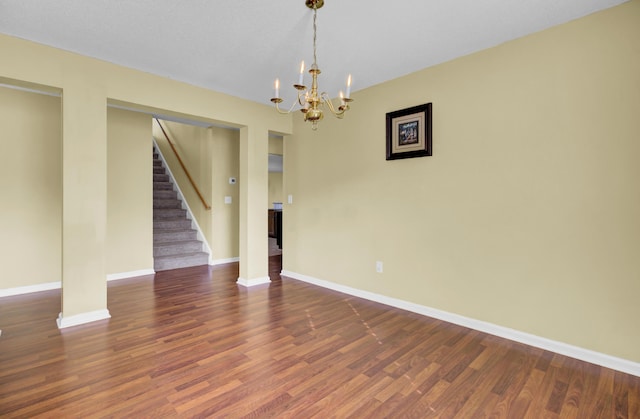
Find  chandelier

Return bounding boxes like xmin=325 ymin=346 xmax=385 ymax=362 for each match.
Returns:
xmin=270 ymin=0 xmax=353 ymax=130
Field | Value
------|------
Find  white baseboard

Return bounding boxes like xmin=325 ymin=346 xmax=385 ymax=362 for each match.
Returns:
xmin=281 ymin=270 xmax=640 ymax=378
xmin=236 ymin=276 xmax=271 ymax=287
xmin=0 ymin=281 xmax=61 ymax=298
xmin=210 ymin=257 xmax=240 ymax=266
xmin=56 ymin=309 xmax=111 ymax=329
xmin=1 ymin=268 xmax=156 ymax=297
xmin=107 ymin=269 xmax=155 ymax=282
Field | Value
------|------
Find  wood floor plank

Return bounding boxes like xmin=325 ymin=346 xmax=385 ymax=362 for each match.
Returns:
xmin=1 ymin=257 xmax=639 ymax=417
xmin=511 ymin=367 xmax=546 ymax=418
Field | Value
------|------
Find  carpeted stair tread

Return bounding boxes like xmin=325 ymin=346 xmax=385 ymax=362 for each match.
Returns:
xmin=153 ymin=190 xmax=178 ymax=199
xmin=153 ymin=174 xmax=170 ymax=182
xmin=153 ymin=183 xmax=173 ymax=191
xmin=154 ymin=252 xmax=209 ymax=271
xmin=154 ymin=241 xmax=204 ymax=256
xmin=153 ymin=198 xmax=182 ymax=209
xmin=153 ymin=218 xmax=192 ymax=229
xmin=153 ymin=208 xmax=188 ymax=219
xmin=153 ymin=229 xmax=198 ymax=242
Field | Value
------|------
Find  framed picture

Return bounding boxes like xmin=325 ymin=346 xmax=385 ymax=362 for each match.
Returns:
xmin=386 ymin=103 xmax=432 ymax=160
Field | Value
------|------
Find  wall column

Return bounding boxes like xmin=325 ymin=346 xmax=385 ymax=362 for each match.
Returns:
xmin=237 ymin=125 xmax=270 ymax=286
xmin=58 ymin=84 xmax=110 ymax=328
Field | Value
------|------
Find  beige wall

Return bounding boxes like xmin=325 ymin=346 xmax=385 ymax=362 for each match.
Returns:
xmin=211 ymin=127 xmax=240 ymax=260
xmin=0 ymin=87 xmax=61 ymax=289
xmin=284 ymin=1 xmax=640 ymax=362
xmin=0 ymin=93 xmax=153 ymax=289
xmin=268 ymin=172 xmax=284 ymax=209
xmin=153 ymin=121 xmax=240 ymax=261
xmin=107 ymin=108 xmax=153 ymax=274
xmin=269 ymin=136 xmax=284 ymax=155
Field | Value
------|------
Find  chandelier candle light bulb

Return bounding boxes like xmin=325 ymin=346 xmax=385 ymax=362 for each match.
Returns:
xmin=299 ymin=61 xmax=305 ymax=85
xmin=269 ymin=0 xmax=354 ymax=130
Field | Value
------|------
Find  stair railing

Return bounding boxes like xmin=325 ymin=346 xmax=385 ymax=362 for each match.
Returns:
xmin=154 ymin=118 xmax=211 ymax=210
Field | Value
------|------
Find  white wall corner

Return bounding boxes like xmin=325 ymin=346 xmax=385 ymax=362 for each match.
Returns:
xmin=280 ymin=270 xmax=640 ymax=378
xmin=56 ymin=309 xmax=111 ymax=329
xmin=236 ymin=276 xmax=271 ymax=287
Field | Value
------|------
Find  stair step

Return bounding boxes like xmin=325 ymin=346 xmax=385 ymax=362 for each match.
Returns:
xmin=154 ymin=252 xmax=209 ymax=271
xmin=154 ymin=218 xmax=192 ymax=230
xmin=154 ymin=173 xmax=170 ymax=182
xmin=153 ymin=182 xmax=173 ymax=191
xmin=153 ymin=159 xmax=162 ymax=166
xmin=154 ymin=240 xmax=203 ymax=256
xmin=153 ymin=189 xmax=178 ymax=200
xmin=153 ymin=198 xmax=182 ymax=209
xmin=153 ymin=228 xmax=198 ymax=242
xmin=154 ymin=208 xmax=187 ymax=219
xmin=153 ymin=167 xmax=165 ymax=174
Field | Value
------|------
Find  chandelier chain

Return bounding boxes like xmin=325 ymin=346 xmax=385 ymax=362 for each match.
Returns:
xmin=312 ymin=8 xmax=318 ymax=68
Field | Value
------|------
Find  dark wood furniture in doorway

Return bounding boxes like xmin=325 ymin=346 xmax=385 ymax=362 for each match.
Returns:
xmin=268 ymin=209 xmax=283 ymax=249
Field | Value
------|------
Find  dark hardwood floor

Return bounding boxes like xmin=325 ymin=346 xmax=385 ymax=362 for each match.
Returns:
xmin=1 ymin=256 xmax=638 ymax=418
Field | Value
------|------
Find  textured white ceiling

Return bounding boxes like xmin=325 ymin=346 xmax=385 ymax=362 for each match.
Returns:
xmin=0 ymin=0 xmax=628 ymax=104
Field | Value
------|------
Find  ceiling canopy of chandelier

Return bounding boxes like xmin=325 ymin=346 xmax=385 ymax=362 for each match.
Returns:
xmin=270 ymin=0 xmax=354 ymax=130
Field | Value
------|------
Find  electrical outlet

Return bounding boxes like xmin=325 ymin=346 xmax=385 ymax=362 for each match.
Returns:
xmin=376 ymin=261 xmax=383 ymax=273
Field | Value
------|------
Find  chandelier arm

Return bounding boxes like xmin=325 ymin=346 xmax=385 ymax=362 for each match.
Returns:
xmin=321 ymin=92 xmax=346 ymax=117
xmin=297 ymin=90 xmax=308 ymax=108
xmin=273 ymin=99 xmax=300 ymax=115
xmin=286 ymin=99 xmax=300 ymax=114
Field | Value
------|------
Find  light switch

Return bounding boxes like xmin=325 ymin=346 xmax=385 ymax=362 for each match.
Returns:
xmin=224 ymin=196 xmax=232 ymax=204
xmin=288 ymin=194 xmax=293 ymax=204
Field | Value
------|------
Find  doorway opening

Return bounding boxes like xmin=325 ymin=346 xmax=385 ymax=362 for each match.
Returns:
xmin=268 ymin=135 xmax=284 ymax=275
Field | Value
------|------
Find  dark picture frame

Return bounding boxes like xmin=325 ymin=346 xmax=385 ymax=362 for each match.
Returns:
xmin=386 ymin=103 xmax=432 ymax=160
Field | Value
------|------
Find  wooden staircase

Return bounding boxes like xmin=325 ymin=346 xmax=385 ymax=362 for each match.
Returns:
xmin=153 ymin=147 xmax=209 ymax=271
